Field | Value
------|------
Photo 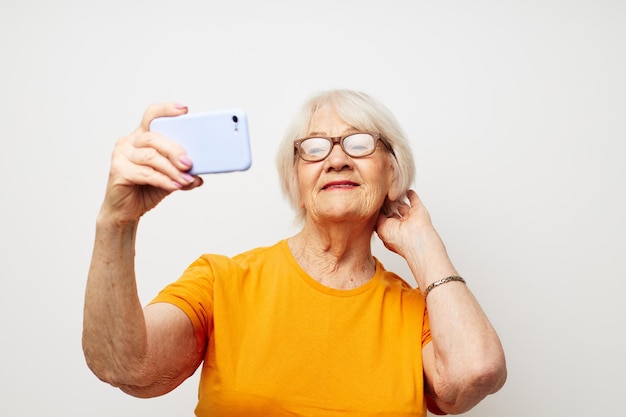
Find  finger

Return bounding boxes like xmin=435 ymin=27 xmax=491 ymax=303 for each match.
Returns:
xmin=406 ymin=189 xmax=419 ymax=204
xmin=180 ymin=176 xmax=204 ymax=191
xmin=137 ymin=102 xmax=189 ymax=133
xmin=132 ymin=130 xmax=194 ymax=173
xmin=127 ymin=163 xmax=188 ymax=192
xmin=397 ymin=203 xmax=411 ymax=217
xmin=406 ymin=189 xmax=429 ymax=210
xmin=109 ymin=145 xmax=186 ymax=192
xmin=124 ymin=140 xmax=194 ymax=186
xmin=405 ymin=190 xmax=435 ymax=225
xmin=375 ymin=212 xmax=387 ymax=231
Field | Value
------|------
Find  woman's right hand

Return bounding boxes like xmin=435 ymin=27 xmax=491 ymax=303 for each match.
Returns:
xmin=99 ymin=102 xmax=204 ymax=225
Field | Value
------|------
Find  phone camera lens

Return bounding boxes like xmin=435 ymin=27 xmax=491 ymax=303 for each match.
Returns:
xmin=232 ymin=115 xmax=239 ymax=123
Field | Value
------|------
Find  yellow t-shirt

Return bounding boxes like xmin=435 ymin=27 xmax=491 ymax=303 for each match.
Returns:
xmin=152 ymin=240 xmax=431 ymax=417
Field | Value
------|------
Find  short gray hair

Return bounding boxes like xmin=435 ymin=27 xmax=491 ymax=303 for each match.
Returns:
xmin=276 ymin=89 xmax=415 ymax=224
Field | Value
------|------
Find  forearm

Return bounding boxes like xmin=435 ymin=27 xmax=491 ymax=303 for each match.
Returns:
xmin=424 ymin=285 xmax=506 ymax=413
xmin=405 ymin=234 xmax=506 ymax=412
xmin=82 ymin=216 xmax=149 ymax=386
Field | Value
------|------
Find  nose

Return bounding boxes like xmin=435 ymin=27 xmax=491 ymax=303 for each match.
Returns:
xmin=325 ymin=142 xmax=352 ymax=170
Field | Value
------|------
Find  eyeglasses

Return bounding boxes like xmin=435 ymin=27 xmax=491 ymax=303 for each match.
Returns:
xmin=293 ymin=132 xmax=394 ymax=162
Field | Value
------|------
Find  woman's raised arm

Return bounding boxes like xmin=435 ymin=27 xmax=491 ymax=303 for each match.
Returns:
xmin=82 ymin=103 xmax=204 ymax=397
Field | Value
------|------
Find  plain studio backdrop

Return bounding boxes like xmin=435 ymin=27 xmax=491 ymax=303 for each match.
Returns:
xmin=1 ymin=1 xmax=624 ymax=416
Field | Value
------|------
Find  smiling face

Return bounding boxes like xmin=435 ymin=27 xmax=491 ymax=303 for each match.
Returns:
xmin=296 ymin=105 xmax=397 ymax=225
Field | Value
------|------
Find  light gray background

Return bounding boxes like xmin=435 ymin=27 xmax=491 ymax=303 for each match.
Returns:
xmin=1 ymin=1 xmax=624 ymax=416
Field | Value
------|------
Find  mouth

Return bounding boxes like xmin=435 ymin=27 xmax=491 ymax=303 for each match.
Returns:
xmin=321 ymin=181 xmax=360 ymax=190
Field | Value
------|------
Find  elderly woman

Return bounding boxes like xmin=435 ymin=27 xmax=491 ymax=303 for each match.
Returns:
xmin=83 ymin=89 xmax=506 ymax=416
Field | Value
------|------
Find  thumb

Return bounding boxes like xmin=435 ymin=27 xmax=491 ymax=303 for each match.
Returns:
xmin=138 ymin=102 xmax=189 ymax=133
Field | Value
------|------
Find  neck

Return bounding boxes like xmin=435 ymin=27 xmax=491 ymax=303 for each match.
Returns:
xmin=288 ymin=224 xmax=376 ymax=290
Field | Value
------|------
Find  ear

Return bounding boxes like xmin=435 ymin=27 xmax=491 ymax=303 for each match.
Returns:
xmin=388 ymin=183 xmax=401 ymax=202
xmin=386 ymin=162 xmax=402 ymax=202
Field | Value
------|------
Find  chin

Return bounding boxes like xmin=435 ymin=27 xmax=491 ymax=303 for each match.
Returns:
xmin=319 ymin=208 xmax=370 ymax=223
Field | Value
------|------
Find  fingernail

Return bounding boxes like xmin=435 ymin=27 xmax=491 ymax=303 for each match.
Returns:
xmin=181 ymin=173 xmax=194 ymax=183
xmin=179 ymin=155 xmax=193 ymax=168
xmin=175 ymin=103 xmax=188 ymax=110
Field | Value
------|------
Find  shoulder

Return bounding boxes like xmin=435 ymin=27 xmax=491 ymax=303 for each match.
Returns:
xmin=229 ymin=239 xmax=293 ymax=271
xmin=232 ymin=239 xmax=288 ymax=261
xmin=181 ymin=240 xmax=291 ymax=290
xmin=188 ymin=240 xmax=288 ymax=274
xmin=375 ymin=258 xmax=419 ymax=292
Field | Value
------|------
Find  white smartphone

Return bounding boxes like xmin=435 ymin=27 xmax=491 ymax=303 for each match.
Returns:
xmin=149 ymin=109 xmax=252 ymax=175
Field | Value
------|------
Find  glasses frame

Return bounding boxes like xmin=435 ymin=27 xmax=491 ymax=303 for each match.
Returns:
xmin=293 ymin=132 xmax=395 ymax=162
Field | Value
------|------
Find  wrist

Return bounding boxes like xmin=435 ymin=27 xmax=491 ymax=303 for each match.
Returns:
xmin=423 ymin=275 xmax=466 ymax=299
xmin=95 ymin=210 xmax=139 ymax=246
xmin=96 ymin=204 xmax=141 ymax=229
xmin=406 ymin=250 xmax=457 ymax=291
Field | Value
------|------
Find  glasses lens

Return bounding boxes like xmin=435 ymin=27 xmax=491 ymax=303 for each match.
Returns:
xmin=343 ymin=133 xmax=376 ymax=157
xmin=299 ymin=137 xmax=331 ymax=161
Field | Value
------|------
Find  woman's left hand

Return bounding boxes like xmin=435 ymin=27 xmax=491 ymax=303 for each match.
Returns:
xmin=375 ymin=189 xmax=456 ymax=288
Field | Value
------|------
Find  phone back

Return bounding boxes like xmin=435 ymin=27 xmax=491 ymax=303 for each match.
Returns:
xmin=150 ymin=109 xmax=252 ymax=175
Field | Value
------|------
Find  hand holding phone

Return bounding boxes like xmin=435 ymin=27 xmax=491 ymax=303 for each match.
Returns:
xmin=150 ymin=109 xmax=252 ymax=175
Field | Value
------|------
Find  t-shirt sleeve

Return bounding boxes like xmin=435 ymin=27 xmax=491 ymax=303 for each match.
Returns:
xmin=422 ymin=305 xmax=432 ymax=347
xmin=149 ymin=254 xmax=229 ymax=354
xmin=421 ymin=306 xmax=447 ymax=414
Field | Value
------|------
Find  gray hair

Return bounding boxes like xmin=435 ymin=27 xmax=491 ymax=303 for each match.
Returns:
xmin=276 ymin=89 xmax=415 ymax=224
